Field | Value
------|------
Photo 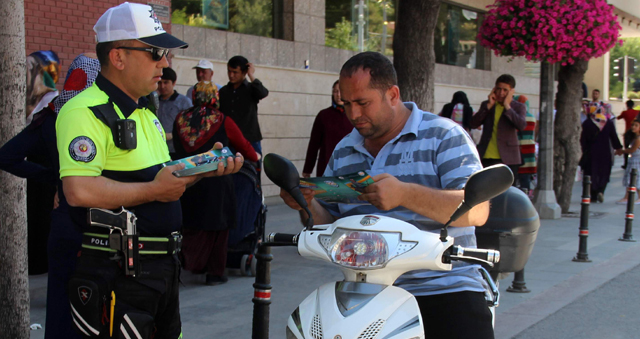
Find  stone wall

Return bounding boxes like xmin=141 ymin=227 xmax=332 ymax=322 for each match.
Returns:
xmin=172 ymin=24 xmax=355 ymax=74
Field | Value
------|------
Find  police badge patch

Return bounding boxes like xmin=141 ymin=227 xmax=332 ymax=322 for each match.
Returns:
xmin=69 ymin=136 xmax=97 ymax=162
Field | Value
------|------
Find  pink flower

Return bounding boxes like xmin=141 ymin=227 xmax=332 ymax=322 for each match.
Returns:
xmin=478 ymin=0 xmax=621 ymax=65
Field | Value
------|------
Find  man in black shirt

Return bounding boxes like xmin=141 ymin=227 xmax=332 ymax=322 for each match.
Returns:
xmin=219 ymin=55 xmax=269 ymax=154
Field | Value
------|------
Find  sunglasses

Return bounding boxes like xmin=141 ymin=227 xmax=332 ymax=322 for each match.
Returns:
xmin=116 ymin=46 xmax=170 ymax=61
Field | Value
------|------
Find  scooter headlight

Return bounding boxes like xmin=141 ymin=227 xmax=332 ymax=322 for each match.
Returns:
xmin=319 ymin=229 xmax=416 ymax=269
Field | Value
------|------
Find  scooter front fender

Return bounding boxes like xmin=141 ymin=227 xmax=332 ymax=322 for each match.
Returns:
xmin=286 ymin=281 xmax=424 ymax=339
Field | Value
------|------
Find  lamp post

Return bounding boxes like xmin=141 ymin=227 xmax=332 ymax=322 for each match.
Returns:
xmin=378 ymin=0 xmax=389 ymax=54
xmin=356 ymin=0 xmax=365 ymax=52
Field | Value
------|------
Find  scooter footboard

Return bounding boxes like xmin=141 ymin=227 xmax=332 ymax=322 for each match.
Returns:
xmin=286 ymin=282 xmax=424 ymax=339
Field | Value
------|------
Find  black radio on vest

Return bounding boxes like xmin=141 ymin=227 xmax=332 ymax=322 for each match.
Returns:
xmin=116 ymin=119 xmax=137 ymax=149
xmin=89 ymin=99 xmax=138 ymax=150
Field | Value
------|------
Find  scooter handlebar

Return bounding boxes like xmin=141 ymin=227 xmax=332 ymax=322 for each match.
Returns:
xmin=450 ymin=246 xmax=500 ymax=266
xmin=267 ymin=232 xmax=299 ymax=245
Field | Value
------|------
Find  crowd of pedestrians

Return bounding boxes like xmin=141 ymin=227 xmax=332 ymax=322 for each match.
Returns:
xmin=428 ymin=81 xmax=638 ymax=203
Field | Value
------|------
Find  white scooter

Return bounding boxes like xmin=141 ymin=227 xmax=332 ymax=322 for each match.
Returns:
xmin=251 ymin=154 xmax=513 ymax=339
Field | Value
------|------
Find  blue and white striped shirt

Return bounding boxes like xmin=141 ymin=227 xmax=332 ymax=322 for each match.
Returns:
xmin=322 ymin=102 xmax=486 ymax=296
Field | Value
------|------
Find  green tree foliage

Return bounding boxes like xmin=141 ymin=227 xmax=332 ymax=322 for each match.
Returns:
xmin=326 ymin=17 xmax=357 ymax=50
xmin=325 ymin=0 xmax=395 ymax=54
xmin=172 ymin=0 xmax=273 ymax=37
xmin=609 ymin=37 xmax=640 ymax=99
xmin=171 ymin=6 xmax=208 ymax=28
xmin=229 ymin=0 xmax=272 ymax=37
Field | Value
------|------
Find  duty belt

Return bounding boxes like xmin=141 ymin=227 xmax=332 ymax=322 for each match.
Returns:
xmin=82 ymin=232 xmax=182 ymax=255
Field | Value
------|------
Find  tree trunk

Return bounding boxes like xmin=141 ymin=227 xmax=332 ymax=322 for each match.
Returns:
xmin=554 ymin=60 xmax=588 ymax=213
xmin=393 ymin=0 xmax=440 ymax=112
xmin=0 ymin=0 xmax=28 ymax=337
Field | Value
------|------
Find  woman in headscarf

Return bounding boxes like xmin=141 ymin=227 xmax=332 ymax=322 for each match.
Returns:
xmin=439 ymin=91 xmax=474 ymax=132
xmin=302 ymin=80 xmax=353 ymax=178
xmin=580 ymin=110 xmax=622 ymax=202
xmin=174 ymin=81 xmax=259 ymax=285
xmin=0 ymin=51 xmax=60 ymax=275
xmin=0 ymin=52 xmax=100 ymax=339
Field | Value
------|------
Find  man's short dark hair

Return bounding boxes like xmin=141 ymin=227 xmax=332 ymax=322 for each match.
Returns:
xmin=627 ymin=99 xmax=635 ymax=109
xmin=228 ymin=55 xmax=249 ymax=72
xmin=340 ymin=52 xmax=397 ymax=93
xmin=593 ymin=89 xmax=600 ymax=93
xmin=161 ymin=67 xmax=177 ymax=83
xmin=95 ymin=40 xmax=132 ymax=68
xmin=495 ymin=74 xmax=516 ymax=88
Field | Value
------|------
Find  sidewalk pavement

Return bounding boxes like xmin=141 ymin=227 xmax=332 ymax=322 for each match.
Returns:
xmin=494 ymin=158 xmax=640 ymax=338
xmin=28 ymin=158 xmax=640 ymax=338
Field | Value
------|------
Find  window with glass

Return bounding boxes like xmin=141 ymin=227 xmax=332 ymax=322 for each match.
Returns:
xmin=172 ymin=0 xmax=283 ymax=39
xmin=325 ymin=0 xmax=396 ymax=55
xmin=435 ymin=3 xmax=485 ymax=69
xmin=325 ymin=1 xmax=485 ymax=69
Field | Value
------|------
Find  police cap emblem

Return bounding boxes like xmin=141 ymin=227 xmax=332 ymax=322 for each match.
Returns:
xmin=69 ymin=136 xmax=97 ymax=162
xmin=360 ymin=215 xmax=380 ymax=226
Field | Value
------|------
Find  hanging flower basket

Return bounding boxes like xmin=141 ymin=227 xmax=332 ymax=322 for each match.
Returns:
xmin=478 ymin=0 xmax=622 ymax=66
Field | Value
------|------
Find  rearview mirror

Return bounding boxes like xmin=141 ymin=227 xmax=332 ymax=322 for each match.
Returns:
xmin=441 ymin=164 xmax=513 ymax=241
xmin=263 ymin=153 xmax=314 ymax=228
xmin=263 ymin=153 xmax=301 ymax=193
xmin=464 ymin=164 xmax=514 ymax=208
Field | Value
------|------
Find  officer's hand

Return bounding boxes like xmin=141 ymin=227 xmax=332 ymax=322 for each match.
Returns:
xmin=358 ymin=173 xmax=406 ymax=210
xmin=152 ymin=163 xmax=197 ymax=202
xmin=280 ymin=188 xmax=315 ymax=211
xmin=199 ymin=142 xmax=244 ymax=178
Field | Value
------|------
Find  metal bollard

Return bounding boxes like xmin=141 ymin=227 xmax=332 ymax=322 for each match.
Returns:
xmin=620 ymin=169 xmax=637 ymax=242
xmin=506 ymin=268 xmax=530 ymax=293
xmin=573 ymin=175 xmax=592 ymax=262
xmin=252 ymin=244 xmax=272 ymax=339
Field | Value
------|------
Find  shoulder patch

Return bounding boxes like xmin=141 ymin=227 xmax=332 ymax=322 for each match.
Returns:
xmin=69 ymin=136 xmax=97 ymax=162
xmin=153 ymin=119 xmax=164 ymax=138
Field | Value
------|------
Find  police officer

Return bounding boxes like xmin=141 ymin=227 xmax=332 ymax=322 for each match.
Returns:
xmin=56 ymin=3 xmax=243 ymax=338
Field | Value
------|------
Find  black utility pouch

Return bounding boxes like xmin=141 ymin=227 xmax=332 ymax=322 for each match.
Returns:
xmin=68 ymin=274 xmax=111 ymax=337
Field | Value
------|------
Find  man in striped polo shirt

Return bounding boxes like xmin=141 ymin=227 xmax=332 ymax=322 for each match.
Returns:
xmin=280 ymin=52 xmax=493 ymax=338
